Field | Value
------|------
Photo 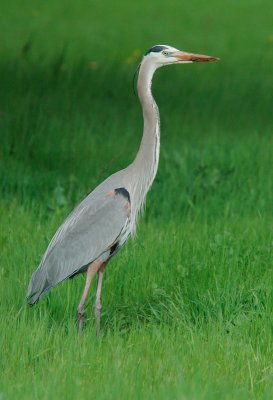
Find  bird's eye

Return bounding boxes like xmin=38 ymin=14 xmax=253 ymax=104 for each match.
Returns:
xmin=162 ymin=51 xmax=169 ymax=56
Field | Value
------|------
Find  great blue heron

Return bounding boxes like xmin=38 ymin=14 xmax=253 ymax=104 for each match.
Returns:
xmin=27 ymin=45 xmax=219 ymax=334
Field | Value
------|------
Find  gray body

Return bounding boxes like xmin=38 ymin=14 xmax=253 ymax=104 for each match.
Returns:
xmin=27 ymin=175 xmax=131 ymax=304
xmin=27 ymin=45 xmax=218 ymax=317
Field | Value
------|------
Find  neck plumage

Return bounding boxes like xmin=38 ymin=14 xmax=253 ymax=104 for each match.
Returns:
xmin=126 ymin=59 xmax=160 ymax=229
xmin=130 ymin=59 xmax=160 ymax=201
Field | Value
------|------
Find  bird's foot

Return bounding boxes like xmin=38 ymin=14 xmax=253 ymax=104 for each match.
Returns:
xmin=94 ymin=303 xmax=102 ymax=337
xmin=77 ymin=309 xmax=86 ymax=334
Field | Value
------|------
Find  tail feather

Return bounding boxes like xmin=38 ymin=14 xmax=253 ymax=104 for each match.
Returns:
xmin=27 ymin=266 xmax=51 ymax=305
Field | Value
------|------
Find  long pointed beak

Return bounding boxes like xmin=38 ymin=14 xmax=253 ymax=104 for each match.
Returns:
xmin=173 ymin=51 xmax=219 ymax=62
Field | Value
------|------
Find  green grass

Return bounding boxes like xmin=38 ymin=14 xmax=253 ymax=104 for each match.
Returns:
xmin=0 ymin=0 xmax=273 ymax=398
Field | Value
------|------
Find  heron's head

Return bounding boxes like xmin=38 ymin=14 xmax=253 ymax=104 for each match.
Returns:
xmin=143 ymin=44 xmax=219 ymax=67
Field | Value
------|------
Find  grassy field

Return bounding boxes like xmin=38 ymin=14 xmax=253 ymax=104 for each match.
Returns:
xmin=0 ymin=0 xmax=273 ymax=398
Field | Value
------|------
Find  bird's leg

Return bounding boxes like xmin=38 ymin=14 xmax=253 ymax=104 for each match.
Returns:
xmin=94 ymin=263 xmax=106 ymax=336
xmin=77 ymin=259 xmax=103 ymax=334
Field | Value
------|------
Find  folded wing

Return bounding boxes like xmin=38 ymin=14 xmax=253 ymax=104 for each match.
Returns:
xmin=27 ymin=188 xmax=130 ymax=304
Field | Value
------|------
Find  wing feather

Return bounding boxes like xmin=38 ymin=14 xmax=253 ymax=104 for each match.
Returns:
xmin=27 ymin=188 xmax=130 ymax=304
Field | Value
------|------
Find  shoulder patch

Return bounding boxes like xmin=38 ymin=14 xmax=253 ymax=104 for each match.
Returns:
xmin=114 ymin=187 xmax=131 ymax=202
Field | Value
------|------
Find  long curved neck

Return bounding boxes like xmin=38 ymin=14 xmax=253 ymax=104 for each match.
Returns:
xmin=131 ymin=59 xmax=160 ymax=192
